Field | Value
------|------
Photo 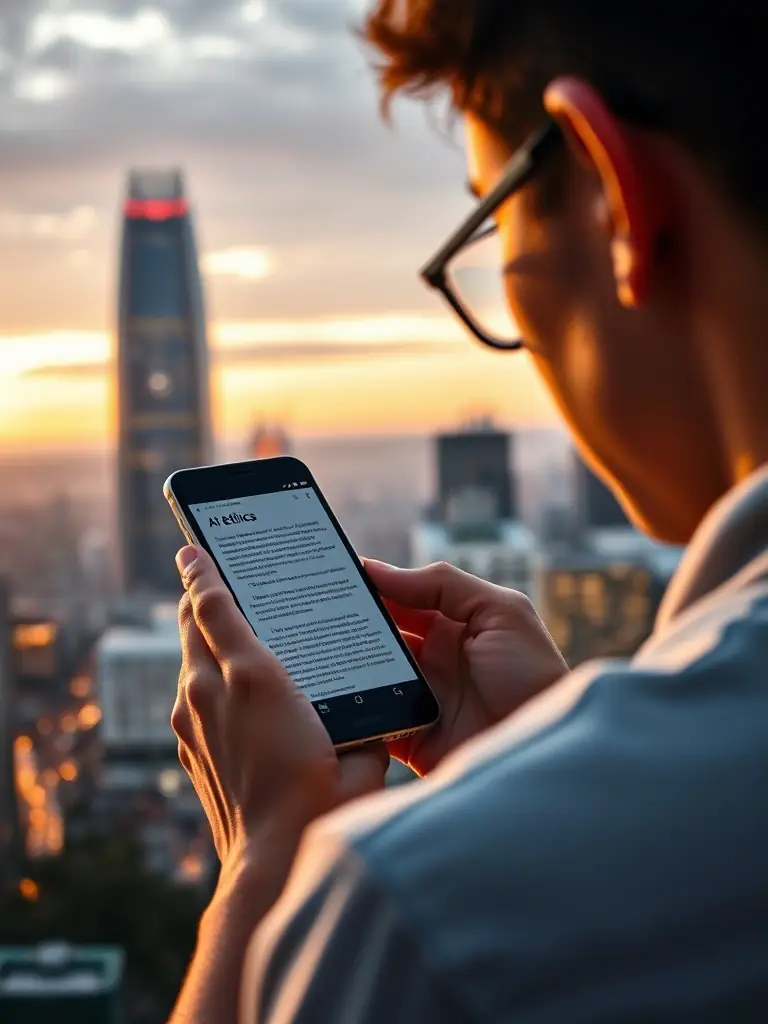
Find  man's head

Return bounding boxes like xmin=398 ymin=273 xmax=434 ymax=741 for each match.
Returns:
xmin=363 ymin=1 xmax=768 ymax=543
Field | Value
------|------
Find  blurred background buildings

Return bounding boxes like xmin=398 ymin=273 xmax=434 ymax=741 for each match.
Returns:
xmin=0 ymin=20 xmax=683 ymax=1013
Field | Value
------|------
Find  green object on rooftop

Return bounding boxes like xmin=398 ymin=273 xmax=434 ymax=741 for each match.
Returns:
xmin=0 ymin=943 xmax=124 ymax=1023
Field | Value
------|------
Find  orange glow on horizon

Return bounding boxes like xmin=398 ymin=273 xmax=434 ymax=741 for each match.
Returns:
xmin=0 ymin=315 xmax=558 ymax=448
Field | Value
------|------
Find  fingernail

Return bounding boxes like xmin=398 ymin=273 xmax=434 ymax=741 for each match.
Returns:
xmin=176 ymin=546 xmax=198 ymax=579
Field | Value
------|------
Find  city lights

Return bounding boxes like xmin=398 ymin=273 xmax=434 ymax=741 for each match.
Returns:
xmin=19 ymin=878 xmax=40 ymax=902
xmin=70 ymin=675 xmax=91 ymax=698
xmin=77 ymin=703 xmax=102 ymax=729
xmin=15 ymin=735 xmax=33 ymax=755
xmin=13 ymin=621 xmax=58 ymax=650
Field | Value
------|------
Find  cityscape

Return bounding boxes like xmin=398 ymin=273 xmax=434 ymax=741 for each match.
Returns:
xmin=0 ymin=6 xmax=691 ymax=1019
xmin=0 ymin=164 xmax=684 ymax=1021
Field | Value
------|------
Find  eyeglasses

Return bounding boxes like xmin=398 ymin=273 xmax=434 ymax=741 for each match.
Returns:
xmin=420 ymin=121 xmax=562 ymax=351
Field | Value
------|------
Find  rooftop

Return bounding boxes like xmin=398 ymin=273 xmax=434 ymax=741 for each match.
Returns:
xmin=127 ymin=169 xmax=184 ymax=200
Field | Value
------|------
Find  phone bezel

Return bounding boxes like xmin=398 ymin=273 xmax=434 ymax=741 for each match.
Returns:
xmin=164 ymin=456 xmax=440 ymax=750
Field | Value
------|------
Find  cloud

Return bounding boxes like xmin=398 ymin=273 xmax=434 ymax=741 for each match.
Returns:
xmin=0 ymin=205 xmax=96 ymax=240
xmin=22 ymin=338 xmax=456 ymax=379
xmin=27 ymin=8 xmax=173 ymax=57
xmin=202 ymin=247 xmax=273 ymax=281
xmin=0 ymin=0 xmax=469 ymax=345
xmin=12 ymin=68 xmax=73 ymax=103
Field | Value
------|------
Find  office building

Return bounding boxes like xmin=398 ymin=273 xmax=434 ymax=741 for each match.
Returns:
xmin=539 ymin=454 xmax=683 ymax=666
xmin=95 ymin=605 xmax=209 ymax=879
xmin=97 ymin=604 xmax=182 ymax=767
xmin=117 ymin=169 xmax=211 ymax=597
xmin=435 ymin=417 xmax=516 ymax=521
xmin=574 ymin=456 xmax=630 ymax=529
xmin=413 ymin=423 xmax=541 ymax=601
xmin=540 ymin=554 xmax=669 ymax=667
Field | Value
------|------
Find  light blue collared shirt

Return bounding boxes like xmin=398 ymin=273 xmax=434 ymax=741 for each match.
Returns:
xmin=243 ymin=467 xmax=768 ymax=1023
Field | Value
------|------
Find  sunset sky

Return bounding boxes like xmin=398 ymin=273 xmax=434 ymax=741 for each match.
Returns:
xmin=0 ymin=0 xmax=557 ymax=451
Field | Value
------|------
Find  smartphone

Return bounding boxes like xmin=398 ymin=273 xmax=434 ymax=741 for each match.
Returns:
xmin=164 ymin=456 xmax=440 ymax=750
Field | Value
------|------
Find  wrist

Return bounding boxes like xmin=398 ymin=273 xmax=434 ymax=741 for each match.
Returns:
xmin=205 ymin=825 xmax=303 ymax=930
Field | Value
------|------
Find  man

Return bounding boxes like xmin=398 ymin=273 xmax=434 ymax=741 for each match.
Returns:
xmin=169 ymin=2 xmax=768 ymax=1020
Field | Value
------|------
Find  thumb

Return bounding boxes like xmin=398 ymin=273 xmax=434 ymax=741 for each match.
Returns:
xmin=364 ymin=558 xmax=510 ymax=624
xmin=176 ymin=546 xmax=271 ymax=670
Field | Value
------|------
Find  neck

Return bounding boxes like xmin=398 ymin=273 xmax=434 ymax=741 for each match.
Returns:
xmin=689 ymin=202 xmax=768 ymax=490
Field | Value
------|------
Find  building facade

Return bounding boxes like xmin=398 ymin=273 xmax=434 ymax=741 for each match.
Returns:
xmin=574 ymin=456 xmax=631 ymax=529
xmin=412 ymin=423 xmax=542 ymax=602
xmin=117 ymin=170 xmax=211 ymax=597
xmin=435 ymin=419 xmax=517 ymax=521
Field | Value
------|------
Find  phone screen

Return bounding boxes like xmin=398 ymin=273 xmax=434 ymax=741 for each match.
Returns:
xmin=190 ymin=487 xmax=417 ymax=703
xmin=171 ymin=458 xmax=439 ymax=747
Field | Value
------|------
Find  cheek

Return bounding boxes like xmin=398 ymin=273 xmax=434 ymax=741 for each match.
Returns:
xmin=499 ymin=206 xmax=584 ymax=363
xmin=499 ymin=208 xmax=628 ymax=449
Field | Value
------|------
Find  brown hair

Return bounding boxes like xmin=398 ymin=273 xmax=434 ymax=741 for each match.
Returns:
xmin=361 ymin=1 xmax=768 ymax=224
xmin=361 ymin=0 xmax=545 ymax=138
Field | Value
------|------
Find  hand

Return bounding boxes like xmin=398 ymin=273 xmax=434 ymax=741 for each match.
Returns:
xmin=172 ymin=546 xmax=388 ymax=877
xmin=364 ymin=560 xmax=568 ymax=777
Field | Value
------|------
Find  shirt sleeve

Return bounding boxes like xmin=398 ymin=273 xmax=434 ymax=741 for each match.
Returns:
xmin=240 ymin=826 xmax=467 ymax=1024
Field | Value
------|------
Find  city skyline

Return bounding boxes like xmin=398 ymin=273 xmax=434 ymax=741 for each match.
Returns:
xmin=0 ymin=1 xmax=558 ymax=450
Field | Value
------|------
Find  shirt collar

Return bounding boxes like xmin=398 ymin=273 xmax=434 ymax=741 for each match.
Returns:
xmin=656 ymin=463 xmax=768 ymax=629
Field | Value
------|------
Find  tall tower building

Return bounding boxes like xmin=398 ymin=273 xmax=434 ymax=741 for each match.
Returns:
xmin=117 ymin=170 xmax=211 ymax=596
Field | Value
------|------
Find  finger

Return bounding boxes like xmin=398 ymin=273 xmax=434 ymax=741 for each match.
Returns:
xmin=400 ymin=629 xmax=425 ymax=660
xmin=176 ymin=546 xmax=275 ymax=676
xmin=174 ymin=592 xmax=220 ymax=742
xmin=337 ymin=744 xmax=389 ymax=802
xmin=178 ymin=590 xmax=219 ymax=674
xmin=365 ymin=558 xmax=508 ymax=624
xmin=382 ymin=597 xmax=440 ymax=638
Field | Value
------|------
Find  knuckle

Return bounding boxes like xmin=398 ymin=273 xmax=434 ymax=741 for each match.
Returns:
xmin=192 ymin=584 xmax=230 ymax=623
xmin=177 ymin=592 xmax=194 ymax=630
xmin=180 ymin=557 xmax=204 ymax=590
xmin=221 ymin=653 xmax=253 ymax=689
xmin=186 ymin=670 xmax=217 ymax=714
xmin=427 ymin=560 xmax=456 ymax=579
xmin=170 ymin=697 xmax=191 ymax=742
xmin=507 ymin=589 xmax=534 ymax=614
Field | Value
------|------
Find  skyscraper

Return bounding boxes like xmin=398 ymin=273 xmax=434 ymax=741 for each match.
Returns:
xmin=117 ymin=170 xmax=211 ymax=596
xmin=435 ymin=417 xmax=516 ymax=522
xmin=574 ymin=455 xmax=630 ymax=530
xmin=412 ymin=421 xmax=541 ymax=602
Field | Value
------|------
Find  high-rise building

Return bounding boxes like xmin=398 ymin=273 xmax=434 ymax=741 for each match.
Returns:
xmin=413 ymin=422 xmax=541 ymax=602
xmin=539 ymin=554 xmax=669 ymax=667
xmin=117 ymin=170 xmax=211 ymax=597
xmin=538 ymin=454 xmax=684 ymax=667
xmin=436 ymin=417 xmax=516 ymax=522
xmin=574 ymin=456 xmax=630 ymax=530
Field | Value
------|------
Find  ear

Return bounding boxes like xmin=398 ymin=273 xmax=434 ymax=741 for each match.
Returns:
xmin=544 ymin=76 xmax=670 ymax=308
